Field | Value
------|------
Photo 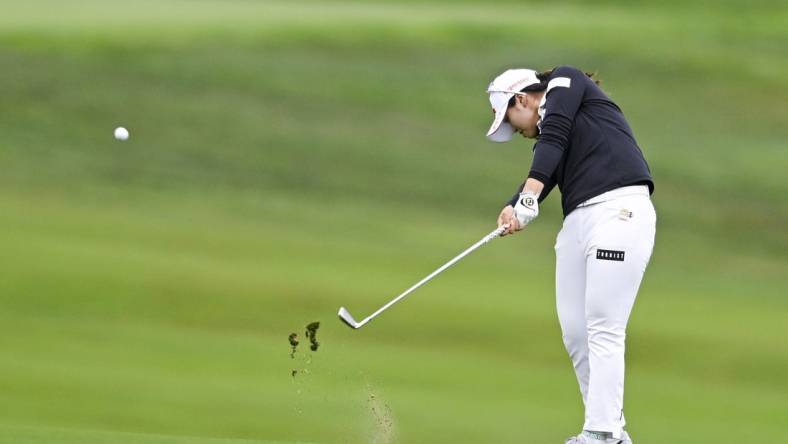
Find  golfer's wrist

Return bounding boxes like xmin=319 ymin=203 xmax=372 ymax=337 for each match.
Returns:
xmin=523 ymin=178 xmax=544 ymax=197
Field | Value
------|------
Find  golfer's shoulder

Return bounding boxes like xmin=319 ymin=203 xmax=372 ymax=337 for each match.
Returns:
xmin=549 ymin=66 xmax=587 ymax=85
xmin=552 ymin=65 xmax=584 ymax=76
xmin=542 ymin=67 xmax=587 ymax=100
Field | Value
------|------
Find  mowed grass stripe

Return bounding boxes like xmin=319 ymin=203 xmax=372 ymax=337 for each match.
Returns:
xmin=0 ymin=423 xmax=317 ymax=444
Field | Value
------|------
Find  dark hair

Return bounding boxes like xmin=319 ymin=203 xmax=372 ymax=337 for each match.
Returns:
xmin=507 ymin=68 xmax=600 ymax=108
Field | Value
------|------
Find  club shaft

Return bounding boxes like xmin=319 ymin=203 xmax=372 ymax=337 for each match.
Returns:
xmin=359 ymin=226 xmax=506 ymax=326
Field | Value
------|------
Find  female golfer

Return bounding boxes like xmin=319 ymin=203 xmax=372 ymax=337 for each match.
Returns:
xmin=486 ymin=66 xmax=655 ymax=444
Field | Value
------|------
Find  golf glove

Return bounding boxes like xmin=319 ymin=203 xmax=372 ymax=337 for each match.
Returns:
xmin=514 ymin=191 xmax=539 ymax=226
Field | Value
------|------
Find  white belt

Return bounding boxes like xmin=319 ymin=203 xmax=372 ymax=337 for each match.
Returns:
xmin=577 ymin=185 xmax=650 ymax=207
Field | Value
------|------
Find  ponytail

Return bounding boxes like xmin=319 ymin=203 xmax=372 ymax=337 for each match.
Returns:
xmin=507 ymin=67 xmax=601 ymax=107
xmin=532 ymin=68 xmax=601 ymax=88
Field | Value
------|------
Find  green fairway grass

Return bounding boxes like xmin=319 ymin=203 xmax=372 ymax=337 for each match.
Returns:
xmin=0 ymin=424 xmax=315 ymax=444
xmin=1 ymin=1 xmax=786 ymax=443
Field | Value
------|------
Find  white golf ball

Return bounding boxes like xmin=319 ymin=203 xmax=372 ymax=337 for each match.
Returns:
xmin=114 ymin=127 xmax=129 ymax=141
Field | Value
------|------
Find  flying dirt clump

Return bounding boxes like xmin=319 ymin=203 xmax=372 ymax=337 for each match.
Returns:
xmin=288 ymin=333 xmax=299 ymax=359
xmin=305 ymin=321 xmax=320 ymax=351
xmin=288 ymin=321 xmax=320 ymax=379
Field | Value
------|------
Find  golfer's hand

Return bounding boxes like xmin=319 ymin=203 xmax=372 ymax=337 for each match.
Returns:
xmin=514 ymin=191 xmax=540 ymax=227
xmin=497 ymin=205 xmax=522 ymax=236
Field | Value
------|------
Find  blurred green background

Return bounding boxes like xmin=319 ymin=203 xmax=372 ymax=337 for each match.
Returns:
xmin=1 ymin=1 xmax=786 ymax=443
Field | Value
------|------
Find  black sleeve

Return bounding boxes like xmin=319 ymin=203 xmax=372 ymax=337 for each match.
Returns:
xmin=505 ymin=176 xmax=557 ymax=207
xmin=528 ymin=66 xmax=587 ymax=182
xmin=537 ymin=177 xmax=557 ymax=203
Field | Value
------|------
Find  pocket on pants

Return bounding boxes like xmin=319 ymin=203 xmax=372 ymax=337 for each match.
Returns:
xmin=599 ymin=196 xmax=654 ymax=223
xmin=588 ymin=198 xmax=656 ymax=272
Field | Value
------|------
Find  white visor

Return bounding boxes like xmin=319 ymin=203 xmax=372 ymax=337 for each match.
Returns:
xmin=485 ymin=69 xmax=539 ymax=143
xmin=486 ymin=91 xmax=516 ymax=142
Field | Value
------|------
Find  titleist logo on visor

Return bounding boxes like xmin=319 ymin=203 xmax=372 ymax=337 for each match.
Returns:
xmin=508 ymin=79 xmax=528 ymax=90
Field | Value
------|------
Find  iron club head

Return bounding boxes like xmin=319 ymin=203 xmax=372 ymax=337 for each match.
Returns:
xmin=338 ymin=307 xmax=361 ymax=329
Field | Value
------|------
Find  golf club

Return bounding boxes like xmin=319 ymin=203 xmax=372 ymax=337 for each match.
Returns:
xmin=338 ymin=224 xmax=509 ymax=329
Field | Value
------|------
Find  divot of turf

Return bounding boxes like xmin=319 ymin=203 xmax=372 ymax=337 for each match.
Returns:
xmin=288 ymin=322 xmax=321 ymax=417
xmin=366 ymin=384 xmax=395 ymax=444
xmin=305 ymin=322 xmax=320 ymax=352
xmin=287 ymin=322 xmax=319 ymax=379
xmin=288 ymin=333 xmax=299 ymax=359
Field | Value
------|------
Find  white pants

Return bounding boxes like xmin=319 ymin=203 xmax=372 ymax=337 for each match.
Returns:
xmin=555 ymin=186 xmax=656 ymax=439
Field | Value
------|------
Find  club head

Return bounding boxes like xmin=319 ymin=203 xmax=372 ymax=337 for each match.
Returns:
xmin=337 ymin=307 xmax=361 ymax=329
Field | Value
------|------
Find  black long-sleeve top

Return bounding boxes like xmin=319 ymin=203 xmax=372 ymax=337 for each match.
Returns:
xmin=507 ymin=66 xmax=654 ymax=217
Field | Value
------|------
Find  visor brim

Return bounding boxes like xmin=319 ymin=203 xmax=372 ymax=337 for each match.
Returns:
xmin=486 ymin=107 xmax=514 ymax=143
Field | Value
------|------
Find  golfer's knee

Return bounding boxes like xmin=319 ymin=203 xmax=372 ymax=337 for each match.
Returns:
xmin=562 ymin=327 xmax=588 ymax=358
xmin=587 ymin=322 xmax=626 ymax=356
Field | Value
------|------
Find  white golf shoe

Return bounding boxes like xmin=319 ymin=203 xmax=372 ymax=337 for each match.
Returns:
xmin=564 ymin=431 xmax=633 ymax=444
